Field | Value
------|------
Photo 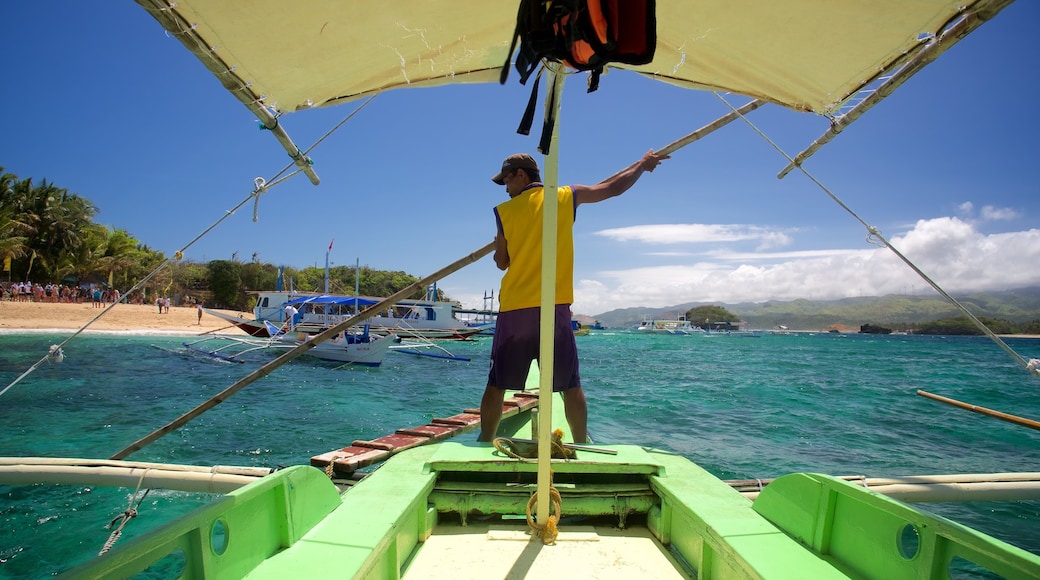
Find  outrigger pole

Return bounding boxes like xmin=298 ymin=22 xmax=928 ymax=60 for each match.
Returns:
xmin=109 ymin=100 xmax=765 ymax=461
xmin=917 ymin=390 xmax=1040 ymax=431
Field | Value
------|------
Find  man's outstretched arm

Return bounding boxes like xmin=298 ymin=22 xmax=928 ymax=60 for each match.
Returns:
xmin=573 ymin=149 xmax=669 ymax=206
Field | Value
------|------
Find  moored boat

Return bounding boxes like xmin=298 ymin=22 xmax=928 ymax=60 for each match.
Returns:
xmin=273 ymin=328 xmax=397 ymax=366
xmin=202 ymin=291 xmax=492 ymax=340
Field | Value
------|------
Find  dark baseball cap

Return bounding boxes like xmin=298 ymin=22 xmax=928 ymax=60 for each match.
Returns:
xmin=492 ymin=153 xmax=539 ymax=185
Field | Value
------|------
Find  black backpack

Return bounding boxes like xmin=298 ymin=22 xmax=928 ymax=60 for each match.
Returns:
xmin=501 ymin=0 xmax=657 ymax=153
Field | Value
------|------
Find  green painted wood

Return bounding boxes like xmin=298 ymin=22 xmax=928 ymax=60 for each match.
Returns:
xmin=58 ymin=465 xmax=341 ymax=579
xmin=648 ymin=451 xmax=847 ymax=579
xmin=247 ymin=444 xmax=441 ymax=579
xmin=58 ymin=390 xmax=1040 ymax=580
xmin=753 ymin=473 xmax=1040 ymax=579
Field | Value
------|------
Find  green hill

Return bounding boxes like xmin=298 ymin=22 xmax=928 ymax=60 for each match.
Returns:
xmin=589 ymin=287 xmax=1040 ymax=331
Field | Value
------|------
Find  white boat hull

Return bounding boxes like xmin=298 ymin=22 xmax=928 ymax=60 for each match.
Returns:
xmin=277 ymin=331 xmax=396 ymax=366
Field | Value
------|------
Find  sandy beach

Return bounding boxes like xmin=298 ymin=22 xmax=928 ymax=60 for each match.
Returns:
xmin=0 ymin=301 xmax=251 ymax=335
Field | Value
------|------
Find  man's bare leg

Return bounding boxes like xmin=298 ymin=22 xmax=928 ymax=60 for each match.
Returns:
xmin=562 ymin=387 xmax=588 ymax=443
xmin=478 ymin=386 xmax=506 ymax=441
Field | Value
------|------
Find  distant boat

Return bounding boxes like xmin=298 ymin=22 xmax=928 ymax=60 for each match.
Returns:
xmin=571 ymin=320 xmax=590 ymax=336
xmin=636 ymin=317 xmax=705 ymax=335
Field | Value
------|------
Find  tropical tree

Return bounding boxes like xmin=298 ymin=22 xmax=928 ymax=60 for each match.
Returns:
xmin=240 ymin=261 xmax=279 ymax=292
xmin=1 ymin=175 xmax=99 ymax=282
xmin=685 ymin=305 xmax=741 ymax=330
xmin=208 ymin=260 xmax=243 ymax=308
xmin=0 ymin=168 xmax=29 ymax=270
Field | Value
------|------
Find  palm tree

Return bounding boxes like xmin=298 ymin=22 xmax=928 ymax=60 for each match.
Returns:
xmin=5 ymin=177 xmax=99 ymax=282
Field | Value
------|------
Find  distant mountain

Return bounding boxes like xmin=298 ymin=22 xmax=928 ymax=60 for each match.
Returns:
xmin=586 ymin=287 xmax=1040 ymax=331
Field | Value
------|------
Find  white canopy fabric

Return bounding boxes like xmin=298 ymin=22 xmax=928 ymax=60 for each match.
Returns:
xmin=136 ymin=0 xmax=1012 ymax=118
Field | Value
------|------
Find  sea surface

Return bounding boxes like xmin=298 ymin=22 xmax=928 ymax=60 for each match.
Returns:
xmin=1 ymin=330 xmax=1039 ymax=578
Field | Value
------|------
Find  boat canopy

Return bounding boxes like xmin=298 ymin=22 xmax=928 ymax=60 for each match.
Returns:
xmin=136 ymin=1 xmax=1009 ymax=118
xmin=282 ymin=295 xmax=380 ymax=307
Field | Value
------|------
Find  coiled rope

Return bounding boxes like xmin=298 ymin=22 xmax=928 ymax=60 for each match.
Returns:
xmin=526 ymin=484 xmax=562 ymax=545
xmin=493 ymin=431 xmax=572 ymax=544
xmin=712 ymin=91 xmax=1037 ymax=377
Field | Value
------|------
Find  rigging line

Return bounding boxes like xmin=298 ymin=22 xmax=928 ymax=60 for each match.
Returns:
xmin=1 ymin=98 xmax=381 ymax=398
xmin=710 ymin=91 xmax=1034 ymax=375
xmin=298 ymin=94 xmax=378 ymax=158
xmin=253 ymin=94 xmax=379 ymax=189
xmin=0 ymin=257 xmax=179 ymax=398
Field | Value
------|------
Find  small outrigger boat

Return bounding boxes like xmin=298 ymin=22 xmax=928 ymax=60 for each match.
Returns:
xmin=183 ymin=322 xmax=398 ymax=367
xmin=14 ymin=1 xmax=1040 ymax=578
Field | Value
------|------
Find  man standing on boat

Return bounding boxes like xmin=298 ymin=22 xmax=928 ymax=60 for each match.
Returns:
xmin=283 ymin=303 xmax=299 ymax=333
xmin=479 ymin=150 xmax=668 ymax=443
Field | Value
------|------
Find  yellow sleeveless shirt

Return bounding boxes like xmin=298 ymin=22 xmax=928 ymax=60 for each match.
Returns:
xmin=495 ymin=185 xmax=575 ymax=312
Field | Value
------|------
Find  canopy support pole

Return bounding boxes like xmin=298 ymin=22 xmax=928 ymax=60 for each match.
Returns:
xmin=778 ymin=0 xmax=1016 ymax=178
xmin=136 ymin=0 xmax=321 ymax=185
xmin=536 ymin=66 xmax=566 ymax=529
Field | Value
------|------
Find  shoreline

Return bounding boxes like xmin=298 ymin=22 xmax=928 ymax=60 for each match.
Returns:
xmin=1 ymin=301 xmax=1036 ymax=339
xmin=0 ymin=301 xmax=250 ymax=336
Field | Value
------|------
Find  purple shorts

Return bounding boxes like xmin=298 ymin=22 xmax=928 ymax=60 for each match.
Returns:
xmin=487 ymin=304 xmax=581 ymax=392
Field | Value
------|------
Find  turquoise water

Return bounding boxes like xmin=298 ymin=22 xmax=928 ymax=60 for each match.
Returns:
xmin=1 ymin=330 xmax=1039 ymax=577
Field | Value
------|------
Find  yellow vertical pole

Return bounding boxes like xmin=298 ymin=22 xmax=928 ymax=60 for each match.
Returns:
xmin=537 ymin=66 xmax=565 ymax=526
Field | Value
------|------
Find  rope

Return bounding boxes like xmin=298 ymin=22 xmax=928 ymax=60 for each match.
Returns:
xmin=98 ymin=469 xmax=152 ymax=555
xmin=324 ymin=454 xmax=343 ymax=478
xmin=526 ymin=482 xmax=562 ymax=545
xmin=712 ymin=91 xmax=1038 ymax=377
xmin=492 ymin=432 xmax=575 ymax=460
xmin=0 ymin=97 xmax=378 ymax=400
xmin=493 ymin=432 xmax=572 ymax=544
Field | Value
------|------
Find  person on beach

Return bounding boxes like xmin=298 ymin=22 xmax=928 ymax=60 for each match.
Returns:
xmin=196 ymin=303 xmax=203 ymax=325
xmin=478 ymin=150 xmax=668 ymax=443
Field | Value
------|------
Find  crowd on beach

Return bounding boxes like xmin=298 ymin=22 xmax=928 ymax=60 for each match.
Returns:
xmin=1 ymin=281 xmax=97 ymax=303
xmin=0 ymin=281 xmax=201 ymax=310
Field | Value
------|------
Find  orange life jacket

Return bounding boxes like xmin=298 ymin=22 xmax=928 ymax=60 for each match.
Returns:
xmin=501 ymin=0 xmax=657 ymax=152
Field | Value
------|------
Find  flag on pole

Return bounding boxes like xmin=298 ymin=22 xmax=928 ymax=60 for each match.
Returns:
xmin=328 ymin=238 xmax=334 ymax=252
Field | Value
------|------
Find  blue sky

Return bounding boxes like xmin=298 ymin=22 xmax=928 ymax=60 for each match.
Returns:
xmin=3 ymin=3 xmax=1038 ymax=315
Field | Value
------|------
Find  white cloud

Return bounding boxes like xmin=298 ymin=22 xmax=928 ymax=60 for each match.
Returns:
xmin=980 ymin=205 xmax=1020 ymax=221
xmin=595 ymin=223 xmax=793 ymax=250
xmin=956 ymin=201 xmax=1019 ymax=222
xmin=571 ymin=218 xmax=1040 ymax=314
